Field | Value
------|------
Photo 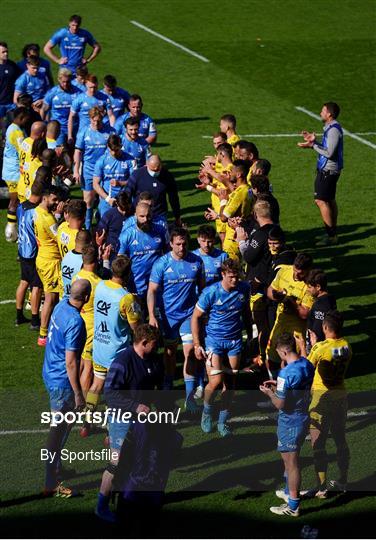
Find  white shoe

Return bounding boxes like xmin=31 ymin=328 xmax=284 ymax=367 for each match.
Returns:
xmin=5 ymin=222 xmax=18 ymax=242
xmin=270 ymin=503 xmax=299 ymax=517
xmin=275 ymin=489 xmax=289 ymax=503
xmin=300 ymin=487 xmax=327 ymax=499
xmin=194 ymin=385 xmax=204 ymax=400
xmin=328 ymin=479 xmax=347 ymax=492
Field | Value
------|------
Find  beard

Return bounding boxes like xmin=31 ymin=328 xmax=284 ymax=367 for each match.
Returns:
xmin=137 ymin=220 xmax=150 ymax=231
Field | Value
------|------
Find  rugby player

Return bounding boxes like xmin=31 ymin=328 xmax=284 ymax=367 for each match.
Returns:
xmin=120 ymin=117 xmax=151 ymax=169
xmin=17 ymin=120 xmax=46 ymax=203
xmin=305 ymin=269 xmax=337 ymax=352
xmin=219 ymin=114 xmax=240 ymax=146
xmin=57 ymin=198 xmax=86 ymax=258
xmin=191 ymin=259 xmax=251 ymax=436
xmin=60 ymin=229 xmax=92 ymax=299
xmin=101 ymin=74 xmax=130 ymax=121
xmin=260 ymin=333 xmax=314 ymax=516
xmin=297 ymin=311 xmax=352 ymax=497
xmin=13 ymin=56 xmax=49 ymax=111
xmin=114 ymin=93 xmax=157 ymax=144
xmin=118 ymin=202 xmax=167 ymax=305
xmin=147 ymin=227 xmax=205 ymax=404
xmin=72 ymin=244 xmax=103 ymax=397
xmin=73 ymin=106 xmax=114 ymax=229
xmin=193 ymin=224 xmax=228 ymax=287
xmin=34 ymin=185 xmax=64 ymax=346
xmin=42 ymin=279 xmax=90 ymax=497
xmin=93 ymin=134 xmax=134 ymax=218
xmin=43 ymin=14 xmax=101 ymax=74
xmin=2 ymin=106 xmax=30 ymax=241
xmin=83 ymin=255 xmax=141 ymax=430
xmin=41 ymin=68 xmax=81 ymax=146
xmin=266 ymin=253 xmax=314 ymax=378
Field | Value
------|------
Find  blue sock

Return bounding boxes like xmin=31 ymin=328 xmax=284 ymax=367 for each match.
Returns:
xmin=97 ymin=492 xmax=110 ymax=512
xmin=284 ymin=472 xmax=289 ymax=495
xmin=184 ymin=377 xmax=197 ymax=403
xmin=203 ymin=402 xmax=212 ymax=415
xmin=85 ymin=207 xmax=93 ymax=230
xmin=163 ymin=374 xmax=174 ymax=390
xmin=288 ymin=496 xmax=300 ymax=511
xmin=197 ymin=364 xmax=205 ymax=388
xmin=218 ymin=409 xmax=229 ymax=425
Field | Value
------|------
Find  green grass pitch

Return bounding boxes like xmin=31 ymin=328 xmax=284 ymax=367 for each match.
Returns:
xmin=0 ymin=0 xmax=375 ymax=537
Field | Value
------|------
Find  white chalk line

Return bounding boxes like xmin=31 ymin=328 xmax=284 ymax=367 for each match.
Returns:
xmin=0 ymin=299 xmax=16 ymax=304
xmin=296 ymin=106 xmax=376 ymax=150
xmin=201 ymin=131 xmax=376 ymax=139
xmin=0 ymin=410 xmax=373 ymax=435
xmin=130 ymin=20 xmax=209 ymax=63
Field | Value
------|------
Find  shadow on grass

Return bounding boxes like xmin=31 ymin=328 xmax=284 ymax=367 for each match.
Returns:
xmin=154 ymin=116 xmax=210 ymax=126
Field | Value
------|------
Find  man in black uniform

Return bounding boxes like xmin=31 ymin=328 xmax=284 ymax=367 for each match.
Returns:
xmin=0 ymin=42 xmax=21 ymax=139
xmin=266 ymin=226 xmax=297 ymax=330
xmin=237 ymin=200 xmax=275 ymax=362
xmin=305 ymin=269 xmax=337 ymax=352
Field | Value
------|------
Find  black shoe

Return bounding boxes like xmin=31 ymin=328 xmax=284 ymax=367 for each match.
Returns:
xmin=15 ymin=315 xmax=30 ymax=326
xmin=29 ymin=322 xmax=40 ymax=331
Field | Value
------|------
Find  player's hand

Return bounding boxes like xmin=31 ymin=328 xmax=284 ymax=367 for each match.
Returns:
xmin=308 ymin=329 xmax=318 ymax=346
xmin=55 ymin=201 xmax=65 ymax=215
xmin=218 ymin=188 xmax=228 ymax=201
xmin=194 ymin=345 xmax=207 ymax=361
xmin=272 ymin=289 xmax=286 ymax=302
xmin=95 ymin=229 xmax=106 ymax=246
xmin=58 ymin=57 xmax=68 ymax=65
xmin=297 ymin=141 xmax=314 ymax=148
xmin=74 ymin=391 xmax=85 ymax=410
xmin=204 ymin=208 xmax=217 ymax=221
xmin=195 ymin=181 xmax=209 ymax=190
xmin=136 ymin=403 xmax=150 ymax=414
xmin=73 ymin=169 xmax=81 ymax=184
xmin=107 ymin=197 xmax=116 ymax=206
xmin=301 ymin=130 xmax=315 ymax=142
xmin=259 ymin=383 xmax=274 ymax=396
xmin=102 ymin=244 xmax=112 ymax=261
xmin=236 ymin=226 xmax=248 ymax=241
xmin=32 ymin=99 xmax=43 ymax=111
xmin=149 ymin=315 xmax=159 ymax=329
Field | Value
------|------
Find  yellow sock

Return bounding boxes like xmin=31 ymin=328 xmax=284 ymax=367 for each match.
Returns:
xmin=86 ymin=391 xmax=99 ymax=410
xmin=40 ymin=326 xmax=48 ymax=338
xmin=318 ymin=471 xmax=326 ymax=488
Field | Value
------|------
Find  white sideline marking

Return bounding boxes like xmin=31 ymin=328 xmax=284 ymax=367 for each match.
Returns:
xmin=202 ymin=131 xmax=376 ymax=139
xmin=296 ymin=106 xmax=376 ymax=150
xmin=130 ymin=20 xmax=210 ymax=63
xmin=0 ymin=299 xmax=16 ymax=305
xmin=0 ymin=410 xmax=373 ymax=435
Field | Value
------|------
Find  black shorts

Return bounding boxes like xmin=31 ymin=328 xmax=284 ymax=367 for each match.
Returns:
xmin=314 ymin=170 xmax=340 ymax=202
xmin=20 ymin=256 xmax=42 ymax=288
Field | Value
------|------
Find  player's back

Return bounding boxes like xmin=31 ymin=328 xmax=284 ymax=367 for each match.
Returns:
xmin=309 ymin=338 xmax=352 ymax=392
xmin=61 ymin=250 xmax=83 ymax=298
xmin=276 ymin=358 xmax=315 ymax=423
xmin=17 ymin=201 xmax=38 ymax=259
xmin=273 ymin=265 xmax=314 ymax=322
xmin=73 ymin=268 xmax=101 ymax=323
xmin=57 ymin=221 xmax=78 ymax=258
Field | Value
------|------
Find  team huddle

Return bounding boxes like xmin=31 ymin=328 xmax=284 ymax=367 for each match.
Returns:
xmin=0 ymin=14 xmax=351 ymax=522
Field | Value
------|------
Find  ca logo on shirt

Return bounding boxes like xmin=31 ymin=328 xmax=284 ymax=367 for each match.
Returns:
xmin=97 ymin=300 xmax=111 ymax=316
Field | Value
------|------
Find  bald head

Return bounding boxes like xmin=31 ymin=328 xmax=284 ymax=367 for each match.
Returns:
xmin=147 ymin=154 xmax=162 ymax=174
xmin=70 ymin=279 xmax=91 ymax=302
xmin=136 ymin=201 xmax=152 ymax=231
xmin=30 ymin=121 xmax=46 ymax=139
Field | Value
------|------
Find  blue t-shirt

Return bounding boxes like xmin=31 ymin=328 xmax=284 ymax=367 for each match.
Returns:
xmin=102 ymin=87 xmax=130 ymax=119
xmin=118 ymin=224 xmax=167 ymax=296
xmin=14 ymin=71 xmax=49 ymax=102
xmin=150 ymin=252 xmax=204 ymax=323
xmin=17 ymin=200 xmax=38 ymax=259
xmin=121 ymin=135 xmax=151 ymax=168
xmin=43 ymin=84 xmax=81 ymax=134
xmin=193 ymin=248 xmax=228 ymax=287
xmin=72 ymin=79 xmax=86 ymax=93
xmin=49 ymin=27 xmax=96 ymax=72
xmin=93 ymin=150 xmax=134 ymax=199
xmin=115 ymin=112 xmax=156 ymax=140
xmin=61 ymin=250 xmax=83 ymax=298
xmin=43 ymin=298 xmax=86 ymax=389
xmin=275 ymin=357 xmax=315 ymax=425
xmin=197 ymin=281 xmax=250 ymax=340
xmin=76 ymin=124 xmax=114 ymax=181
xmin=71 ymin=91 xmax=110 ymax=133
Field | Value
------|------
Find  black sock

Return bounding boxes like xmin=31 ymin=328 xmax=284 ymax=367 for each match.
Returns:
xmin=31 ymin=313 xmax=40 ymax=326
xmin=325 ymin=224 xmax=336 ymax=238
xmin=16 ymin=308 xmax=23 ymax=322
